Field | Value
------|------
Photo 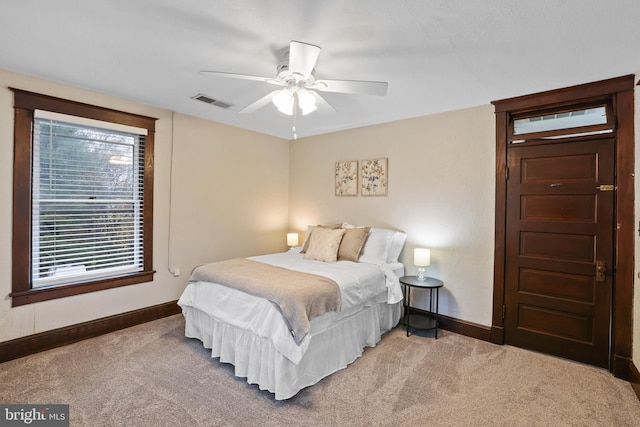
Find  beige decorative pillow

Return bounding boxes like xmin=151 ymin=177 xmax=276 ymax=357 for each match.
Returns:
xmin=338 ymin=227 xmax=371 ymax=262
xmin=301 ymin=224 xmax=341 ymax=253
xmin=303 ymin=227 xmax=346 ymax=262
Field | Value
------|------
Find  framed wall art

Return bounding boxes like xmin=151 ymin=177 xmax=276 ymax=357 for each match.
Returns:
xmin=361 ymin=158 xmax=387 ymax=196
xmin=335 ymin=160 xmax=358 ymax=196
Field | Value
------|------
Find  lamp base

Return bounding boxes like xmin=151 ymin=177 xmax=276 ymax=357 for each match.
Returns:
xmin=416 ymin=267 xmax=427 ymax=281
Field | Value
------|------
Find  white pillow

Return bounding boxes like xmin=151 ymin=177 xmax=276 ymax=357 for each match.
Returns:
xmin=341 ymin=223 xmax=406 ymax=263
xmin=359 ymin=227 xmax=395 ymax=262
xmin=303 ymin=227 xmax=346 ymax=262
xmin=386 ymin=231 xmax=407 ymax=263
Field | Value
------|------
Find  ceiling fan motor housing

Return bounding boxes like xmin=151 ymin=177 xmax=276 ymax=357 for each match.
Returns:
xmin=277 ymin=60 xmax=315 ymax=87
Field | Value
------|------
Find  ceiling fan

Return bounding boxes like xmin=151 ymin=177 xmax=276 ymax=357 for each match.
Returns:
xmin=200 ymin=40 xmax=388 ymax=118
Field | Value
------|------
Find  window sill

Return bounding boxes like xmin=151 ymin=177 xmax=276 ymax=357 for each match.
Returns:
xmin=10 ymin=270 xmax=155 ymax=307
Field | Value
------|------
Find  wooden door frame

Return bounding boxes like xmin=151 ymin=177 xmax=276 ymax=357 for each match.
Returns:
xmin=491 ymin=75 xmax=635 ymax=380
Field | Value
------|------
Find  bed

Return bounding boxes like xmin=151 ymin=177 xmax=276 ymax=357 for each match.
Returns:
xmin=177 ymin=224 xmax=407 ymax=400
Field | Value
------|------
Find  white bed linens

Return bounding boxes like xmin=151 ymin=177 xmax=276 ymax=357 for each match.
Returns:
xmin=180 ymin=299 xmax=402 ymax=399
xmin=178 ymin=249 xmax=405 ymax=399
xmin=248 ymin=250 xmax=404 ymax=309
xmin=178 ymin=250 xmax=404 ymax=365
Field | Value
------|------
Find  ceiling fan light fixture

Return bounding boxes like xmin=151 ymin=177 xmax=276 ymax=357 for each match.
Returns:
xmin=272 ymin=88 xmax=317 ymax=116
xmin=297 ymin=89 xmax=317 ymax=115
xmin=277 ymin=103 xmax=294 ymax=115
xmin=301 ymin=104 xmax=317 ymax=116
xmin=272 ymin=89 xmax=294 ymax=115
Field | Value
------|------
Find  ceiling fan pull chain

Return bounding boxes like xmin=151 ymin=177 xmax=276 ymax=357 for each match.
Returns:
xmin=292 ymin=93 xmax=299 ymax=139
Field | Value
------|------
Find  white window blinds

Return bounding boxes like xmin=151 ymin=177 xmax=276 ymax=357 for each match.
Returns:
xmin=31 ymin=111 xmax=145 ymax=288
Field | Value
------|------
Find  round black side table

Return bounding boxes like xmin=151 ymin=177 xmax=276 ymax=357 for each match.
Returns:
xmin=399 ymin=276 xmax=443 ymax=338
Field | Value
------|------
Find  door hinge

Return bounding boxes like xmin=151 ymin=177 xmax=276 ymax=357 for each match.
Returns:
xmin=502 ymin=305 xmax=506 ymax=319
xmin=505 ymin=166 xmax=509 ymax=180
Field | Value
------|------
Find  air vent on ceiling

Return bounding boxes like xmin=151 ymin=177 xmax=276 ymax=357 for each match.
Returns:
xmin=191 ymin=94 xmax=234 ymax=109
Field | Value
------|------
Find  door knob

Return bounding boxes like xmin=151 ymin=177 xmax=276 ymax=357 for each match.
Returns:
xmin=596 ymin=260 xmax=607 ymax=282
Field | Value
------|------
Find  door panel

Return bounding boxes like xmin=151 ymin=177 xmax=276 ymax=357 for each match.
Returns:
xmin=519 ymin=269 xmax=594 ymax=302
xmin=522 ymin=154 xmax=595 ymax=183
xmin=518 ymin=305 xmax=592 ymax=342
xmin=521 ymin=195 xmax=595 ymax=222
xmin=505 ymin=138 xmax=614 ymax=368
xmin=520 ymin=232 xmax=594 ymax=262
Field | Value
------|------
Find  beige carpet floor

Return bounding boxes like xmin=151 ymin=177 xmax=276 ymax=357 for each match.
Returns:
xmin=1 ymin=314 xmax=639 ymax=426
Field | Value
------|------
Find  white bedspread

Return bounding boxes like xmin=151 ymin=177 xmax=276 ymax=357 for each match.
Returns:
xmin=249 ymin=250 xmax=403 ymax=308
xmin=178 ymin=250 xmax=404 ymax=365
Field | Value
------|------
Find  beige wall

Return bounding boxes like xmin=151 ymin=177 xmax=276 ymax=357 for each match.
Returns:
xmin=168 ymin=112 xmax=290 ymax=271
xmin=0 ymin=69 xmax=290 ymax=342
xmin=289 ymin=106 xmax=497 ymax=326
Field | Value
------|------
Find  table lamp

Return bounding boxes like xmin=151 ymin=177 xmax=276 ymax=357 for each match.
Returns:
xmin=287 ymin=232 xmax=299 ymax=248
xmin=414 ymin=248 xmax=431 ymax=281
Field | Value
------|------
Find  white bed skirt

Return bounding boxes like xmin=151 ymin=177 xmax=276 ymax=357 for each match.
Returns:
xmin=182 ymin=301 xmax=403 ymax=400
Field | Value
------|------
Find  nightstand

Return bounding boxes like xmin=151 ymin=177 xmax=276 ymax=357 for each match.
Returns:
xmin=399 ymin=276 xmax=443 ymax=338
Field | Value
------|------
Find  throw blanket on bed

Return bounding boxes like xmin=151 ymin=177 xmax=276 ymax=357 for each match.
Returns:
xmin=189 ymin=258 xmax=341 ymax=344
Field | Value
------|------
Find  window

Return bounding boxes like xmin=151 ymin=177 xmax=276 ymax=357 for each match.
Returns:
xmin=513 ymin=105 xmax=608 ymax=135
xmin=11 ymin=89 xmax=156 ymax=306
xmin=509 ymin=102 xmax=614 ymax=143
xmin=31 ymin=111 xmax=145 ymax=288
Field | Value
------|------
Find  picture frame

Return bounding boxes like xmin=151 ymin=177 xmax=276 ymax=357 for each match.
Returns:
xmin=361 ymin=158 xmax=388 ymax=196
xmin=335 ymin=160 xmax=358 ymax=196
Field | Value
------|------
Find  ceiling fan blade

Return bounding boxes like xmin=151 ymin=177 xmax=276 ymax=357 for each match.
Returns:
xmin=288 ymin=41 xmax=321 ymax=78
xmin=200 ymin=70 xmax=283 ymax=86
xmin=311 ymin=91 xmax=337 ymax=112
xmin=238 ymin=90 xmax=280 ymax=114
xmin=312 ymin=79 xmax=388 ymax=96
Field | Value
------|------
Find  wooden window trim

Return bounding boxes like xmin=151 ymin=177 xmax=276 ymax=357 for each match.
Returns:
xmin=10 ymin=89 xmax=156 ymax=307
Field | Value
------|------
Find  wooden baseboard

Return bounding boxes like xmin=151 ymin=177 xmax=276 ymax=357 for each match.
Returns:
xmin=407 ymin=307 xmax=492 ymax=342
xmin=612 ymin=354 xmax=632 ymax=381
xmin=0 ymin=300 xmax=181 ymax=363
xmin=439 ymin=313 xmax=492 ymax=342
xmin=489 ymin=325 xmax=504 ymax=345
xmin=630 ymin=362 xmax=640 ymax=402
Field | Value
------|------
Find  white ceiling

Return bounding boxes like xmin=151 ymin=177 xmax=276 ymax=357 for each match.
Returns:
xmin=1 ymin=1 xmax=639 ymax=139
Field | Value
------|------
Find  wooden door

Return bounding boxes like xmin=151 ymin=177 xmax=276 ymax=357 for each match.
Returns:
xmin=504 ymin=137 xmax=614 ymax=368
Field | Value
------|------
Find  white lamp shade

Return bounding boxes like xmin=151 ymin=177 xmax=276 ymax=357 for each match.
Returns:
xmin=272 ymin=89 xmax=294 ymax=115
xmin=287 ymin=232 xmax=299 ymax=247
xmin=297 ymin=89 xmax=317 ymax=115
xmin=414 ymin=248 xmax=431 ymax=267
xmin=272 ymin=88 xmax=318 ymax=116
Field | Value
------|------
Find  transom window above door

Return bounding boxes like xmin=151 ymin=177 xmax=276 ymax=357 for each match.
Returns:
xmin=510 ymin=103 xmax=613 ymax=143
